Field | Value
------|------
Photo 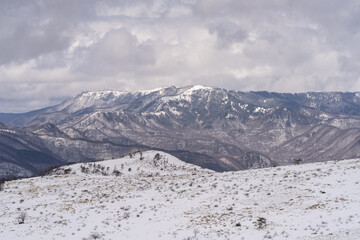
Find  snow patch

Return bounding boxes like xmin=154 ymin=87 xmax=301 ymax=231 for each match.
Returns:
xmin=225 ymin=113 xmax=235 ymax=119
xmin=253 ymin=107 xmax=272 ymax=114
xmin=238 ymin=103 xmax=248 ymax=110
xmin=184 ymin=85 xmax=213 ymax=93
xmin=151 ymin=111 xmax=166 ymax=116
xmin=0 ymin=128 xmax=17 ymax=134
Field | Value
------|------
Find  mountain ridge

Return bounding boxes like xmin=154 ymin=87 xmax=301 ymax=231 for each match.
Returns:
xmin=1 ymin=85 xmax=360 ymax=178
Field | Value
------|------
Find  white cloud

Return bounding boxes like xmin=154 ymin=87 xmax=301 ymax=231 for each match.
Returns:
xmin=1 ymin=0 xmax=360 ymax=112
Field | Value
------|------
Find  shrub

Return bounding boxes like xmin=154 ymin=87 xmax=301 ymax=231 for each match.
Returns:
xmin=254 ymin=217 xmax=267 ymax=230
xmin=113 ymin=169 xmax=121 ymax=177
xmin=0 ymin=180 xmax=4 ymax=191
xmin=17 ymin=212 xmax=27 ymax=224
xmin=123 ymin=212 xmax=130 ymax=219
xmin=80 ymin=165 xmax=89 ymax=174
xmin=89 ymin=232 xmax=102 ymax=240
xmin=154 ymin=153 xmax=161 ymax=161
xmin=39 ymin=165 xmax=61 ymax=176
xmin=294 ymin=158 xmax=303 ymax=165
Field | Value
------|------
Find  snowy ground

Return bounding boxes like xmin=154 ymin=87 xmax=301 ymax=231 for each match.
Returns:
xmin=0 ymin=151 xmax=359 ymax=240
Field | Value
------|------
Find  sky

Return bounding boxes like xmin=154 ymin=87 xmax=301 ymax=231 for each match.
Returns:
xmin=1 ymin=0 xmax=360 ymax=113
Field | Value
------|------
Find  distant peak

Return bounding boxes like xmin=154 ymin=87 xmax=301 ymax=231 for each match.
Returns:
xmin=188 ymin=85 xmax=213 ymax=90
xmin=182 ymin=85 xmax=214 ymax=93
xmin=136 ymin=86 xmax=174 ymax=95
xmin=82 ymin=86 xmax=173 ymax=97
xmin=137 ymin=85 xmax=214 ymax=95
xmin=75 ymin=90 xmax=126 ymax=99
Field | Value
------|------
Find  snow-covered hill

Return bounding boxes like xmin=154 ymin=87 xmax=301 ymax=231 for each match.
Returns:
xmin=51 ymin=151 xmax=210 ymax=177
xmin=0 ymin=151 xmax=359 ymax=240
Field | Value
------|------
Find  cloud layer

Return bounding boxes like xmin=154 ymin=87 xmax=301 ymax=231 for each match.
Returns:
xmin=1 ymin=0 xmax=360 ymax=112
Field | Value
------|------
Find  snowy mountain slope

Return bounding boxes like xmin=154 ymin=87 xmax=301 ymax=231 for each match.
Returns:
xmin=1 ymin=86 xmax=360 ymax=178
xmin=0 ymin=128 xmax=65 ymax=179
xmin=0 ymin=113 xmax=21 ymax=124
xmin=270 ymin=125 xmax=360 ymax=165
xmin=0 ymin=152 xmax=359 ymax=240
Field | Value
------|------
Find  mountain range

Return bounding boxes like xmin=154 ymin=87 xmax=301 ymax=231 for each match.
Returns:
xmin=1 ymin=85 xmax=360 ymax=178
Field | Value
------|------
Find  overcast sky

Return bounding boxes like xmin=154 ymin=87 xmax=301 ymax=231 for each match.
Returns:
xmin=1 ymin=0 xmax=360 ymax=112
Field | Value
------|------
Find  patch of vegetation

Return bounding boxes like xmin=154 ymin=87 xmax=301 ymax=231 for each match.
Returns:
xmin=89 ymin=232 xmax=102 ymax=240
xmin=254 ymin=217 xmax=267 ymax=230
xmin=0 ymin=179 xmax=4 ymax=191
xmin=17 ymin=212 xmax=27 ymax=224
xmin=294 ymin=158 xmax=303 ymax=165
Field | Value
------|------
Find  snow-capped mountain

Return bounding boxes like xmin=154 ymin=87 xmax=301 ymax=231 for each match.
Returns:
xmin=1 ymin=152 xmax=359 ymax=239
xmin=1 ymin=85 xmax=360 ymax=178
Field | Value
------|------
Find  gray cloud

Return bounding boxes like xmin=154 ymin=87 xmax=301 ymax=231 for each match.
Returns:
xmin=208 ymin=21 xmax=248 ymax=49
xmin=75 ymin=28 xmax=155 ymax=75
xmin=0 ymin=20 xmax=71 ymax=65
xmin=0 ymin=0 xmax=96 ymax=65
xmin=1 ymin=0 xmax=360 ymax=112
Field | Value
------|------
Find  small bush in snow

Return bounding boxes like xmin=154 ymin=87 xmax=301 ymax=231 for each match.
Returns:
xmin=154 ymin=153 xmax=161 ymax=161
xmin=123 ymin=212 xmax=130 ymax=219
xmin=0 ymin=180 xmax=4 ymax=191
xmin=113 ymin=169 xmax=121 ymax=176
xmin=89 ymin=232 xmax=102 ymax=240
xmin=80 ymin=165 xmax=89 ymax=174
xmin=294 ymin=158 xmax=303 ymax=165
xmin=17 ymin=212 xmax=27 ymax=224
xmin=254 ymin=217 xmax=267 ymax=230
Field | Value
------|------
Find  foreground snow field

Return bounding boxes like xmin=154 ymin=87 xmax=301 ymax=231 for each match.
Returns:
xmin=0 ymin=151 xmax=359 ymax=240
